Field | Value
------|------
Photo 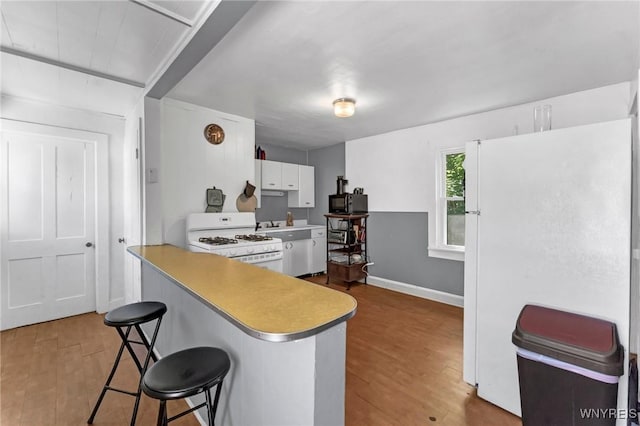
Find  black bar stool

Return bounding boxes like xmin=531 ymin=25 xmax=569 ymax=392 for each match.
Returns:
xmin=142 ymin=346 xmax=231 ymax=426
xmin=88 ymin=301 xmax=167 ymax=425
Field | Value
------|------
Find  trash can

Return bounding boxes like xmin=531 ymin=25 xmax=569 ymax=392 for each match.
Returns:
xmin=512 ymin=305 xmax=624 ymax=425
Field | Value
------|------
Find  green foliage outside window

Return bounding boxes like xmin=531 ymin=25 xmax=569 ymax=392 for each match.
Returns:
xmin=446 ymin=153 xmax=465 ymax=215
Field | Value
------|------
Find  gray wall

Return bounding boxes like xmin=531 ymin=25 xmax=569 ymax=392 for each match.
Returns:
xmin=257 ymin=142 xmax=307 ymax=164
xmin=264 ymin=141 xmax=465 ymax=297
xmin=366 ymin=212 xmax=464 ymax=296
xmin=255 ymin=143 xmax=309 ymax=223
xmin=307 ymin=143 xmax=345 ymax=225
xmin=307 ymin=142 xmax=464 ymax=296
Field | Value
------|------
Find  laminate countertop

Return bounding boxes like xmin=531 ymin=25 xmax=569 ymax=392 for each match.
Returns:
xmin=128 ymin=244 xmax=357 ymax=342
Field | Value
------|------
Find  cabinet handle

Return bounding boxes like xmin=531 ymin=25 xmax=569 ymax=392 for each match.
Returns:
xmin=305 ymin=202 xmax=310 ymax=205
xmin=312 ymin=240 xmax=316 ymax=246
xmin=269 ymin=183 xmax=275 ymax=186
xmin=288 ymin=184 xmax=294 ymax=187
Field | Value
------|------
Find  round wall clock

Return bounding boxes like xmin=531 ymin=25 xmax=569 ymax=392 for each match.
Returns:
xmin=204 ymin=123 xmax=225 ymax=145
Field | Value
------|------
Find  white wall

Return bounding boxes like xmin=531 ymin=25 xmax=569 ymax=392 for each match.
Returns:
xmin=345 ymin=82 xmax=633 ymax=258
xmin=147 ymin=98 xmax=255 ymax=247
xmin=0 ymin=94 xmax=127 ymax=309
xmin=143 ymin=97 xmax=164 ymax=245
xmin=346 ymin=82 xmax=632 ymax=212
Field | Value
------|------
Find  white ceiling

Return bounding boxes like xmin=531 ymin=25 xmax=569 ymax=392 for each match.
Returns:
xmin=1 ymin=1 xmax=638 ymax=150
xmin=0 ymin=0 xmax=218 ymax=115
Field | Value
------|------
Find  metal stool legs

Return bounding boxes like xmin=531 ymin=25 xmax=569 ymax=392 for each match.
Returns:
xmin=87 ymin=315 xmax=163 ymax=425
xmin=154 ymin=381 xmax=224 ymax=426
xmin=142 ymin=346 xmax=230 ymax=426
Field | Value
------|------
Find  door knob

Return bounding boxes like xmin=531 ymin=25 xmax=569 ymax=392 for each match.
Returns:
xmin=86 ymin=242 xmax=93 ymax=247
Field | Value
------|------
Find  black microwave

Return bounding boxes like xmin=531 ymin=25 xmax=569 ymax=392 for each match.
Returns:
xmin=329 ymin=193 xmax=368 ymax=214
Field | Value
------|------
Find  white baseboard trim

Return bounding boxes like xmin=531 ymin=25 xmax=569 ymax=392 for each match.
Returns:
xmin=184 ymin=396 xmax=207 ymax=425
xmin=367 ymin=275 xmax=464 ymax=308
xmin=106 ymin=297 xmax=125 ymax=313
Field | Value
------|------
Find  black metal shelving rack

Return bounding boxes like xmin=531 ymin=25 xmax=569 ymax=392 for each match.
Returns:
xmin=324 ymin=213 xmax=368 ymax=290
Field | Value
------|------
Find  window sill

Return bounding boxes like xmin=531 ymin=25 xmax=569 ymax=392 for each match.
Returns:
xmin=428 ymin=246 xmax=465 ymax=262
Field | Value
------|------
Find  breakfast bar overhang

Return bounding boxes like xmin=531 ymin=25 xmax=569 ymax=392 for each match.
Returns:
xmin=128 ymin=245 xmax=357 ymax=426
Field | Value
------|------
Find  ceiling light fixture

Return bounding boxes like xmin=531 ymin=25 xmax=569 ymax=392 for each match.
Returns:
xmin=333 ymin=98 xmax=356 ymax=118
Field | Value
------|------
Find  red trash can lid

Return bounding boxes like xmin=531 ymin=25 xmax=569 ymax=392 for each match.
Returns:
xmin=512 ymin=304 xmax=623 ymax=376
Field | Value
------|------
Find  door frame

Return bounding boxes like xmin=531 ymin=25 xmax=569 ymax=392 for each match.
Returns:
xmin=123 ymin=115 xmax=144 ymax=304
xmin=0 ymin=118 xmax=110 ymax=314
xmin=462 ymin=140 xmax=480 ymax=386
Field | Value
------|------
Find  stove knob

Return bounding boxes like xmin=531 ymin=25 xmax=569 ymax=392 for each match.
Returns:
xmin=247 ymin=248 xmax=255 ymax=253
xmin=228 ymin=250 xmax=236 ymax=256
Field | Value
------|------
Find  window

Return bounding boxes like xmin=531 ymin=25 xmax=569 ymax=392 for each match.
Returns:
xmin=443 ymin=150 xmax=465 ymax=247
xmin=429 ymin=147 xmax=465 ymax=261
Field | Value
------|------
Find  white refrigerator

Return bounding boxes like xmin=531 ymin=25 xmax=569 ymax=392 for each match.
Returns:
xmin=463 ymin=118 xmax=631 ymax=423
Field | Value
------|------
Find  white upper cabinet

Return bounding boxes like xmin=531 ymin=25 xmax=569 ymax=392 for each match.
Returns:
xmin=261 ymin=160 xmax=282 ymax=189
xmin=282 ymin=163 xmax=299 ymax=190
xmin=259 ymin=160 xmax=315 ymax=207
xmin=288 ymin=164 xmax=315 ymax=208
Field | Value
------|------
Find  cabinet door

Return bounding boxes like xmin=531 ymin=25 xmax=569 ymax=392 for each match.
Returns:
xmin=311 ymin=236 xmax=326 ymax=274
xmin=283 ymin=240 xmax=312 ymax=277
xmin=281 ymin=163 xmax=299 ymax=190
xmin=299 ymin=165 xmax=315 ymax=207
xmin=288 ymin=165 xmax=314 ymax=208
xmin=261 ymin=160 xmax=282 ymax=189
xmin=291 ymin=239 xmax=312 ymax=277
xmin=282 ymin=242 xmax=293 ymax=276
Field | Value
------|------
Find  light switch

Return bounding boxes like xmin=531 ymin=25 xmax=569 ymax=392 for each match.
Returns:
xmin=147 ymin=168 xmax=158 ymax=183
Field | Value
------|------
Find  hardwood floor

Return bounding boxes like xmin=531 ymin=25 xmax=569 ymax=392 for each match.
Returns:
xmin=0 ymin=312 xmax=198 ymax=426
xmin=1 ymin=277 xmax=520 ymax=425
xmin=305 ymin=276 xmax=520 ymax=426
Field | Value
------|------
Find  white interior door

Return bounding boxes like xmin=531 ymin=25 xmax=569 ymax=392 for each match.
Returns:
xmin=1 ymin=124 xmax=99 ymax=329
xmin=470 ymin=119 xmax=631 ymax=421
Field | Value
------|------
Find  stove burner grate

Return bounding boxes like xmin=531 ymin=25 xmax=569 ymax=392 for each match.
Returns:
xmin=198 ymin=236 xmax=238 ymax=246
xmin=235 ymin=234 xmax=274 ymax=242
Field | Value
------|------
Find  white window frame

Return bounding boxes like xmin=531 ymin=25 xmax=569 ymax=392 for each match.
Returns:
xmin=429 ymin=147 xmax=465 ymax=261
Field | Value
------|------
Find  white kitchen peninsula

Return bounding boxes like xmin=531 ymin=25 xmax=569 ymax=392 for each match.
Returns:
xmin=128 ymin=245 xmax=356 ymax=426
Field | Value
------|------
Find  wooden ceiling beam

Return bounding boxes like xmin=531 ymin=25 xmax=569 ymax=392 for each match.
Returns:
xmin=0 ymin=46 xmax=146 ymax=88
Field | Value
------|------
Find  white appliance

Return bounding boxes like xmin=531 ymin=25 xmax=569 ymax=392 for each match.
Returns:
xmin=187 ymin=212 xmax=284 ymax=273
xmin=463 ymin=119 xmax=631 ymax=423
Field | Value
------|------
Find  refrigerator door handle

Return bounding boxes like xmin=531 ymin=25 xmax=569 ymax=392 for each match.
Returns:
xmin=465 ymin=210 xmax=481 ymax=215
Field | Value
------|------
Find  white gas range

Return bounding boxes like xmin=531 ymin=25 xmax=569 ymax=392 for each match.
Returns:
xmin=186 ymin=212 xmax=284 ymax=273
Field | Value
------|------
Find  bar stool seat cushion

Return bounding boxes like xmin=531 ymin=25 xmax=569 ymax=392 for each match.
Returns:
xmin=104 ymin=301 xmax=167 ymax=327
xmin=143 ymin=347 xmax=231 ymax=400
